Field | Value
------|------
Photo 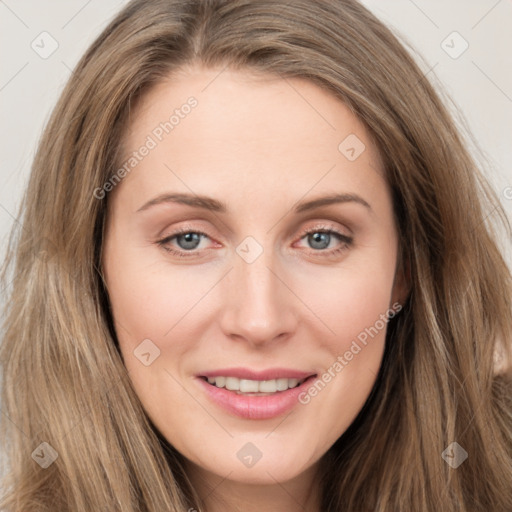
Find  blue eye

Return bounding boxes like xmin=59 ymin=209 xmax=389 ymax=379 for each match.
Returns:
xmin=157 ymin=228 xmax=210 ymax=258
xmin=156 ymin=225 xmax=353 ymax=259
xmin=174 ymin=232 xmax=204 ymax=251
xmin=308 ymin=231 xmax=334 ymax=250
xmin=298 ymin=228 xmax=353 ymax=256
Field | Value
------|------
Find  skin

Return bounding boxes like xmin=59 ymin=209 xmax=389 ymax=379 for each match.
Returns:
xmin=102 ymin=64 xmax=408 ymax=512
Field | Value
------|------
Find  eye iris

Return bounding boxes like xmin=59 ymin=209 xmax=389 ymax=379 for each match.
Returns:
xmin=177 ymin=232 xmax=201 ymax=250
xmin=308 ymin=232 xmax=330 ymax=250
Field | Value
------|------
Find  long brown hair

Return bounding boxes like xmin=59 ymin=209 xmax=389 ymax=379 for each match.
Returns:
xmin=1 ymin=1 xmax=511 ymax=510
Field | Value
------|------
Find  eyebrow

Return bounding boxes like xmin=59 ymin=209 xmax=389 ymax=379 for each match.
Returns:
xmin=136 ymin=192 xmax=372 ymax=214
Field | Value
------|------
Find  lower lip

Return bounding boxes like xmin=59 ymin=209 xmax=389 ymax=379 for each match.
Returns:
xmin=196 ymin=376 xmax=317 ymax=420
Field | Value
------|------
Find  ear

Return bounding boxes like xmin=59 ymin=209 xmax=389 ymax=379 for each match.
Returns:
xmin=493 ymin=334 xmax=512 ymax=377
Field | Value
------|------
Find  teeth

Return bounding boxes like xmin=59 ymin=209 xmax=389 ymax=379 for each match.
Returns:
xmin=205 ymin=376 xmax=306 ymax=393
xmin=240 ymin=379 xmax=260 ymax=393
xmin=210 ymin=376 xmax=225 ymax=387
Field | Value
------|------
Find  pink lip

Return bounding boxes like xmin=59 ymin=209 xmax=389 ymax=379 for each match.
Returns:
xmin=196 ymin=368 xmax=317 ymax=420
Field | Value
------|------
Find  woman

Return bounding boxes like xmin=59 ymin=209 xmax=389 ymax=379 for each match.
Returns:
xmin=1 ymin=0 xmax=511 ymax=510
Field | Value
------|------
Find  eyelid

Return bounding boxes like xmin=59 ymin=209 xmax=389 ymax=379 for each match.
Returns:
xmin=295 ymin=221 xmax=352 ymax=239
xmin=157 ymin=223 xmax=218 ymax=243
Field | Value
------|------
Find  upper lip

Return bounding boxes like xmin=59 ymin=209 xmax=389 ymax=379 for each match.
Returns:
xmin=198 ymin=367 xmax=317 ymax=381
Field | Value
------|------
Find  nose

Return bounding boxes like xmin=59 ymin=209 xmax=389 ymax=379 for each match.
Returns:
xmin=219 ymin=247 xmax=298 ymax=348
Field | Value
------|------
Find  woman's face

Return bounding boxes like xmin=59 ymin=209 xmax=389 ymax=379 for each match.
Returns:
xmin=102 ymin=65 xmax=406 ymax=486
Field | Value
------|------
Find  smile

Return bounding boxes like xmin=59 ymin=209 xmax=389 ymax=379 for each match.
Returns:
xmin=196 ymin=368 xmax=317 ymax=420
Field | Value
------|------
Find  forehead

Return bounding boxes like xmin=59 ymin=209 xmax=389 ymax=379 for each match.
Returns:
xmin=114 ymin=65 xmax=387 ymax=213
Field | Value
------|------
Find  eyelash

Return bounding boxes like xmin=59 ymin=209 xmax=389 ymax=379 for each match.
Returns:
xmin=156 ymin=224 xmax=354 ymax=259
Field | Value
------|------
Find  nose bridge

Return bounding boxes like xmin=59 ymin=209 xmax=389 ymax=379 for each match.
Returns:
xmin=219 ymin=239 xmax=297 ymax=344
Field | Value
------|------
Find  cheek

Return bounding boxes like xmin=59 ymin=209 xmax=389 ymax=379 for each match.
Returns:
xmin=102 ymin=244 xmax=210 ymax=413
xmin=105 ymin=257 xmax=205 ymax=429
xmin=292 ymin=247 xmax=396 ymax=437
xmin=302 ymin=243 xmax=397 ymax=347
xmin=105 ymin=245 xmax=205 ymax=342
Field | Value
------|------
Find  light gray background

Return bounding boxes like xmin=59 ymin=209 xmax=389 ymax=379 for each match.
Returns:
xmin=1 ymin=0 xmax=511 ymax=279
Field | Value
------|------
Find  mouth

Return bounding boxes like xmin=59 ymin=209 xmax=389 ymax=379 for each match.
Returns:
xmin=196 ymin=368 xmax=318 ymax=420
